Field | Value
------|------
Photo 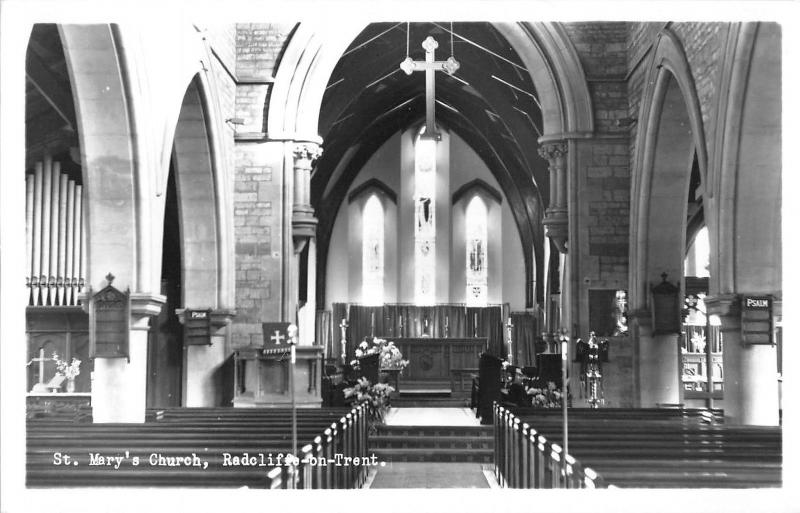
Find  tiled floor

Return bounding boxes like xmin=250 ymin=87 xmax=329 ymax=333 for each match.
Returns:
xmin=384 ymin=407 xmax=481 ymax=426
xmin=368 ymin=462 xmax=490 ymax=488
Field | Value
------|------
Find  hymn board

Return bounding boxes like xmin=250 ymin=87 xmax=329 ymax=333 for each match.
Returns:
xmin=87 ymin=273 xmax=130 ymax=360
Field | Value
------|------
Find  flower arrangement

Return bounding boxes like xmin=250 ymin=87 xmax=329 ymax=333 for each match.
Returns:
xmin=525 ymin=380 xmax=563 ymax=408
xmin=52 ymin=352 xmax=81 ymax=380
xmin=351 ymin=337 xmax=409 ymax=371
xmin=343 ymin=377 xmax=395 ymax=424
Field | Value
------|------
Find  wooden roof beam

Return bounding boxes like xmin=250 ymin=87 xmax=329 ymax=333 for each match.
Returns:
xmin=26 ymin=51 xmax=75 ymax=130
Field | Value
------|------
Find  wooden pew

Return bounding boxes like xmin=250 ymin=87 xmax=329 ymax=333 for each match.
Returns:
xmin=494 ymin=404 xmax=782 ymax=489
xmin=27 ymin=406 xmax=370 ymax=489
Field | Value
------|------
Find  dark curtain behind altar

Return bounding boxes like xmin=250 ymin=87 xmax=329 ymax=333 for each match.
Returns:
xmin=331 ymin=303 xmax=508 ymax=362
xmin=511 ymin=311 xmax=537 ymax=367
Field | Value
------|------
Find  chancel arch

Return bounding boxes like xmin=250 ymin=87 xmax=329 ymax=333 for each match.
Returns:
xmin=270 ymin=22 xmax=593 ymax=319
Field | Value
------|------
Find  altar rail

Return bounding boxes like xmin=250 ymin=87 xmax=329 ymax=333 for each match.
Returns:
xmin=266 ymin=404 xmax=369 ymax=489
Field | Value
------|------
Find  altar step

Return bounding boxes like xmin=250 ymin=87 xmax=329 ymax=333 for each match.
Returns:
xmin=393 ymin=385 xmax=469 ymax=407
xmin=371 ymin=425 xmax=493 ymax=463
xmin=392 ymin=396 xmax=468 ymax=407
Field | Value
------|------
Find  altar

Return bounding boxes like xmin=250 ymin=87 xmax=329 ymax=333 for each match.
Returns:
xmin=384 ymin=337 xmax=487 ymax=393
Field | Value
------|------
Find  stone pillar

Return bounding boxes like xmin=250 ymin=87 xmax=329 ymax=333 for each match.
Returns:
xmin=290 ymin=142 xmax=322 ymax=335
xmin=538 ymin=141 xmax=568 ymax=254
xmin=292 ymin=142 xmax=322 ymax=251
xmin=706 ymin=294 xmax=779 ymax=425
xmin=178 ymin=309 xmax=236 ymax=407
xmin=630 ymin=310 xmax=679 ymax=406
xmin=297 ymin=238 xmax=317 ymax=346
xmin=91 ymin=293 xmax=165 ymax=423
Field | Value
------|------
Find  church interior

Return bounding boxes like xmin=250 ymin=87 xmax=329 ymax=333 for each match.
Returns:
xmin=0 ymin=13 xmax=787 ymax=500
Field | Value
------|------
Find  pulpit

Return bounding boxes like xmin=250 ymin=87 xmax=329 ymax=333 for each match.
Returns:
xmin=232 ymin=345 xmax=323 ymax=407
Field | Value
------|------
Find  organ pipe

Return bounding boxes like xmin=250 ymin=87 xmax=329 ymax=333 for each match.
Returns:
xmin=26 ymin=155 xmax=85 ymax=306
xmin=26 ymin=174 xmax=34 ymax=304
xmin=32 ymin=163 xmax=43 ymax=305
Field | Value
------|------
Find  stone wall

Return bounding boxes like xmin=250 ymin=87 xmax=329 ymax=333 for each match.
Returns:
xmin=231 ymin=24 xmax=295 ymax=347
xmin=563 ymin=22 xmax=635 ymax=407
xmin=627 ymin=22 xmax=727 ymax=170
xmin=670 ymin=22 xmax=726 ymax=150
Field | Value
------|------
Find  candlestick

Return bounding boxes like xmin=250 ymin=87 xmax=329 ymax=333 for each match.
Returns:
xmin=506 ymin=317 xmax=514 ymax=365
xmin=339 ymin=318 xmax=349 ymax=364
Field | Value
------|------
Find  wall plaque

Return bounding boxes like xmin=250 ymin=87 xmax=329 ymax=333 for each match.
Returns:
xmin=741 ymin=295 xmax=773 ymax=345
xmin=89 ymin=274 xmax=130 ymax=360
xmin=651 ymin=273 xmax=681 ymax=335
xmin=184 ymin=309 xmax=212 ymax=346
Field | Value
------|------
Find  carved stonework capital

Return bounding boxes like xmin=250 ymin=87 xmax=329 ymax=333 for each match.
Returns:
xmin=293 ymin=143 xmax=323 ymax=165
xmin=704 ymin=293 xmax=742 ymax=331
xmin=129 ymin=293 xmax=167 ymax=329
xmin=537 ymin=141 xmax=568 ymax=165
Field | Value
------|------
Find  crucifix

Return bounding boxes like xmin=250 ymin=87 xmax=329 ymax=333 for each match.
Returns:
xmin=400 ymin=36 xmax=460 ymax=138
xmin=506 ymin=317 xmax=514 ymax=365
xmin=270 ymin=330 xmax=285 ymax=345
xmin=27 ymin=347 xmax=50 ymax=392
xmin=339 ymin=318 xmax=349 ymax=364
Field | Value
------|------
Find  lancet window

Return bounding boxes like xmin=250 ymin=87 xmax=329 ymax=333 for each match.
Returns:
xmin=465 ymin=195 xmax=488 ymax=306
xmin=362 ymin=194 xmax=384 ymax=306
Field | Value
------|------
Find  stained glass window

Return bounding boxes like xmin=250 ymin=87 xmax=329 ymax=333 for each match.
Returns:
xmin=362 ymin=195 xmax=384 ymax=306
xmin=414 ymin=135 xmax=437 ymax=305
xmin=465 ymin=196 xmax=488 ymax=306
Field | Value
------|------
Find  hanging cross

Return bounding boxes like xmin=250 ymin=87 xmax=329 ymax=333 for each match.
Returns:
xmin=400 ymin=36 xmax=460 ymax=138
xmin=270 ymin=330 xmax=285 ymax=345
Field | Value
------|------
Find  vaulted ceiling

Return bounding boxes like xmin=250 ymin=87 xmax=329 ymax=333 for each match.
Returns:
xmin=314 ymin=22 xmax=551 ymax=306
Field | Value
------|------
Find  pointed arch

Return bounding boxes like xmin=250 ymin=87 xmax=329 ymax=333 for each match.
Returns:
xmin=362 ymin=194 xmax=385 ymax=306
xmin=629 ymin=28 xmax=710 ymax=312
xmin=465 ymin=195 xmax=489 ymax=306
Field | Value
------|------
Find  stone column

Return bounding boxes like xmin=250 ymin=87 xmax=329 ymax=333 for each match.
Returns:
xmin=297 ymin=238 xmax=317 ymax=346
xmin=90 ymin=293 xmax=165 ymax=423
xmin=630 ymin=310 xmax=680 ymax=406
xmin=538 ymin=141 xmax=568 ymax=344
xmin=290 ymin=142 xmax=322 ymax=339
xmin=538 ymin=141 xmax=568 ymax=254
xmin=292 ymin=142 xmax=322 ymax=252
xmin=178 ymin=309 xmax=236 ymax=406
xmin=706 ymin=294 xmax=779 ymax=425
